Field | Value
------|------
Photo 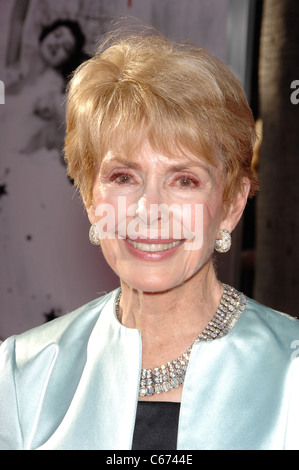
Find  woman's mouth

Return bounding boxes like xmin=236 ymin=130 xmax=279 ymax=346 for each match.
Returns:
xmin=124 ymin=237 xmax=184 ymax=260
xmin=126 ymin=239 xmax=182 ymax=252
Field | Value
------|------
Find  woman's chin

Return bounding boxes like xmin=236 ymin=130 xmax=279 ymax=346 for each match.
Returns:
xmin=119 ymin=273 xmax=182 ymax=294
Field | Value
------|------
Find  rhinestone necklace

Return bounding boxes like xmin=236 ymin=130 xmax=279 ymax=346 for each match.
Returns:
xmin=115 ymin=284 xmax=246 ymax=397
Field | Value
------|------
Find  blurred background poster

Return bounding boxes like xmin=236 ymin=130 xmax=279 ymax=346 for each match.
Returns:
xmin=0 ymin=0 xmax=230 ymax=339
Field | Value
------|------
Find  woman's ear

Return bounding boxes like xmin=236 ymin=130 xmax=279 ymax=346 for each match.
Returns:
xmin=86 ymin=202 xmax=96 ymax=225
xmin=220 ymin=177 xmax=251 ymax=233
xmin=83 ymin=194 xmax=96 ymax=225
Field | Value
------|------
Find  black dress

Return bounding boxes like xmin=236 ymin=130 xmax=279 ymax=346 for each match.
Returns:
xmin=132 ymin=401 xmax=181 ymax=450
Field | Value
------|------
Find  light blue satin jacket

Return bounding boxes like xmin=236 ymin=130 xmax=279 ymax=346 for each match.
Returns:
xmin=1 ymin=288 xmax=299 ymax=450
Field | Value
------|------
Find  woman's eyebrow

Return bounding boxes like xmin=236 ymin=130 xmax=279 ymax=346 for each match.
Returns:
xmin=167 ymin=162 xmax=214 ymax=178
xmin=101 ymin=156 xmax=215 ymax=178
xmin=101 ymin=157 xmax=142 ymax=171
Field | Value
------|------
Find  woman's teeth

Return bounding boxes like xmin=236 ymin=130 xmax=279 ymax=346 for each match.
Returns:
xmin=127 ymin=239 xmax=182 ymax=252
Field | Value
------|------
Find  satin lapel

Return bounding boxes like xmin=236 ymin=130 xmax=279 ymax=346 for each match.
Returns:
xmin=178 ymin=304 xmax=293 ymax=450
xmin=39 ymin=291 xmax=142 ymax=450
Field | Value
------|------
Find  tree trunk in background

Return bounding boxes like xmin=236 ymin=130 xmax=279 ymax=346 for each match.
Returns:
xmin=255 ymin=0 xmax=299 ymax=316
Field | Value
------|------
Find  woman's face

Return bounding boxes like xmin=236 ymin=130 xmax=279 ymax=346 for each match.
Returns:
xmin=88 ymin=143 xmax=244 ymax=293
xmin=40 ymin=26 xmax=76 ymax=68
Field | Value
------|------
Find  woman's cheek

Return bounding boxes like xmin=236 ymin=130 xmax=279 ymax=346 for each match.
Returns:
xmin=93 ymin=189 xmax=136 ymax=239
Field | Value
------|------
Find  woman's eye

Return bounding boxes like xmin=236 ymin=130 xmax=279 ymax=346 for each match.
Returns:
xmin=112 ymin=173 xmax=133 ymax=184
xmin=175 ymin=176 xmax=199 ymax=188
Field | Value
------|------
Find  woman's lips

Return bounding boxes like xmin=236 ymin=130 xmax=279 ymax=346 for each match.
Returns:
xmin=123 ymin=237 xmax=184 ymax=260
xmin=127 ymin=238 xmax=181 ymax=252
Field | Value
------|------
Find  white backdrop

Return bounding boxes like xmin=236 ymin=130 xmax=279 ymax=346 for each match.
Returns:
xmin=0 ymin=0 xmax=228 ymax=339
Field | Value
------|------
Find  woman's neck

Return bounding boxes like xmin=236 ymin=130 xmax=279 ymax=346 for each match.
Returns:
xmin=118 ymin=260 xmax=223 ymax=369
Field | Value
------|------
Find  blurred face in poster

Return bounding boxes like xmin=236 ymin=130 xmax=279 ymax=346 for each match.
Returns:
xmin=40 ymin=25 xmax=77 ymax=69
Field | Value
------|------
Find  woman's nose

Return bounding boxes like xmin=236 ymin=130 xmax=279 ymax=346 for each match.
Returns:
xmin=135 ymin=186 xmax=165 ymax=225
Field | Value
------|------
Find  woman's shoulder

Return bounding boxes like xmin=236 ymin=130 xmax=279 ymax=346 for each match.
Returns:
xmin=243 ymin=296 xmax=299 ymax=344
xmin=1 ymin=289 xmax=118 ymax=367
xmin=245 ymin=296 xmax=299 ymax=324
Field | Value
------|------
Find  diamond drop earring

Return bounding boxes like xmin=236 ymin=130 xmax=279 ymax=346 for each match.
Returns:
xmin=215 ymin=229 xmax=231 ymax=253
xmin=89 ymin=223 xmax=101 ymax=245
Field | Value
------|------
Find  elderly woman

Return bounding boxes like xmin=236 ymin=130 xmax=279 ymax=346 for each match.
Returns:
xmin=1 ymin=31 xmax=299 ymax=451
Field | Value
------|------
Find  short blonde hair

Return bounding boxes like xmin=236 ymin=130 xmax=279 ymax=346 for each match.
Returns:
xmin=65 ymin=31 xmax=258 ymax=207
